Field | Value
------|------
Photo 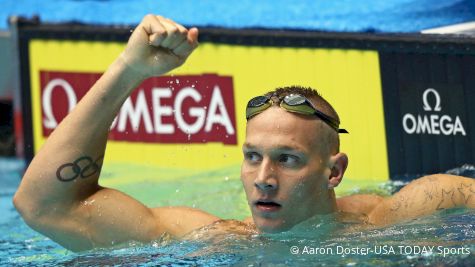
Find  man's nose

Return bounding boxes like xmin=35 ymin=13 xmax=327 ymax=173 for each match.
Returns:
xmin=254 ymin=159 xmax=278 ymax=192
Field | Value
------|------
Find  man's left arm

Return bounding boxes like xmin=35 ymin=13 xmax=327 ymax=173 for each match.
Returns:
xmin=368 ymin=174 xmax=475 ymax=225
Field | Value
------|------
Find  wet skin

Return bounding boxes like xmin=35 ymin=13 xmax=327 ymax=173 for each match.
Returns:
xmin=13 ymin=14 xmax=475 ymax=252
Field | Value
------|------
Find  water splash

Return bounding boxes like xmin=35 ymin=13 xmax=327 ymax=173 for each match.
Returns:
xmin=446 ymin=164 xmax=475 ymax=178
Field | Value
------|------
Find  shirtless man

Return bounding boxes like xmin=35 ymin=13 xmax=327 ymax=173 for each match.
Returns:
xmin=13 ymin=15 xmax=475 ymax=252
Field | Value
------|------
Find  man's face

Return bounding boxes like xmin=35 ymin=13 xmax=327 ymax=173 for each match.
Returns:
xmin=241 ymin=106 xmax=334 ymax=233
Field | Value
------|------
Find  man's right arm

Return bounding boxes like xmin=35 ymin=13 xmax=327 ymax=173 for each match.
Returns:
xmin=13 ymin=15 xmax=219 ymax=251
xmin=368 ymin=174 xmax=475 ymax=226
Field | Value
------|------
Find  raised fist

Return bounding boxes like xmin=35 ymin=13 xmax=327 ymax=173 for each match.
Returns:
xmin=121 ymin=15 xmax=199 ymax=79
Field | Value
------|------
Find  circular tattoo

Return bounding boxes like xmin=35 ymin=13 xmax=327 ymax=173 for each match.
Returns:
xmin=56 ymin=163 xmax=81 ymax=181
xmin=56 ymin=155 xmax=104 ymax=182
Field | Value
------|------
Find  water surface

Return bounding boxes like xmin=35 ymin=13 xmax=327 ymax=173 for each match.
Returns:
xmin=1 ymin=159 xmax=474 ymax=266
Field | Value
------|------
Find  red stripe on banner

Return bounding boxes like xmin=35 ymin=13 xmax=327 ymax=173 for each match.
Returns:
xmin=40 ymin=71 xmax=238 ymax=145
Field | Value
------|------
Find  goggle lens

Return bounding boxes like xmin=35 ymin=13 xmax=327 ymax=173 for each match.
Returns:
xmin=284 ymin=94 xmax=306 ymax=105
xmin=248 ymin=96 xmax=269 ymax=107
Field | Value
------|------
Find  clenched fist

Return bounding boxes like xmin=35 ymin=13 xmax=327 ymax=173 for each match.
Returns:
xmin=121 ymin=15 xmax=199 ymax=79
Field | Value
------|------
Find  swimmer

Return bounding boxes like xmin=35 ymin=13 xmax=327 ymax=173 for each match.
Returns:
xmin=13 ymin=15 xmax=475 ymax=251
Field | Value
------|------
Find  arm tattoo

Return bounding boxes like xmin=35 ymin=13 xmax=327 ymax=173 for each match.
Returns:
xmin=422 ymin=182 xmax=438 ymax=205
xmin=423 ymin=189 xmax=435 ymax=200
xmin=390 ymin=200 xmax=401 ymax=211
xmin=56 ymin=155 xmax=104 ymax=182
xmin=436 ymin=189 xmax=456 ymax=210
xmin=457 ymin=183 xmax=475 ymax=204
xmin=390 ymin=195 xmax=407 ymax=212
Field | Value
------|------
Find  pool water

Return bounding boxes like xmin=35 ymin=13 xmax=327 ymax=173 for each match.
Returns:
xmin=1 ymin=158 xmax=474 ymax=266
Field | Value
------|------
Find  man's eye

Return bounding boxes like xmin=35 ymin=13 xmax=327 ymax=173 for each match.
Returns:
xmin=245 ymin=152 xmax=262 ymax=162
xmin=279 ymin=154 xmax=299 ymax=165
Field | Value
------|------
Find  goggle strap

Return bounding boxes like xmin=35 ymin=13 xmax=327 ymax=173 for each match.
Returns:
xmin=314 ymin=111 xmax=348 ymax=134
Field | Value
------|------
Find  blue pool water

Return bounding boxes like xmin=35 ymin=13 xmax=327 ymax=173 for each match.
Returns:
xmin=1 ymin=158 xmax=474 ymax=266
xmin=2 ymin=0 xmax=475 ymax=32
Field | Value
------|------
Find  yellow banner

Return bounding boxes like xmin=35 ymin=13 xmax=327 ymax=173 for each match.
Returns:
xmin=29 ymin=39 xmax=388 ymax=182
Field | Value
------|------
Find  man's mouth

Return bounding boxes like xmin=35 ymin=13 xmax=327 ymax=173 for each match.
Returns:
xmin=254 ymin=200 xmax=282 ymax=212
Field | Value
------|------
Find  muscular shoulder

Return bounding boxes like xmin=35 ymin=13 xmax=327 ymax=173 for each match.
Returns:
xmin=151 ymin=206 xmax=220 ymax=238
xmin=182 ymin=219 xmax=257 ymax=243
xmin=336 ymin=194 xmax=385 ymax=215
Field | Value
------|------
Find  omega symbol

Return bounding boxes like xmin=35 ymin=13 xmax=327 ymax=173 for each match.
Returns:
xmin=422 ymin=88 xmax=441 ymax=112
xmin=42 ymin=78 xmax=78 ymax=129
xmin=402 ymin=87 xmax=466 ymax=136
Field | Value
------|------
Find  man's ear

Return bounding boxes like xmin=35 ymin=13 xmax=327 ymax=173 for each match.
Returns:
xmin=328 ymin=153 xmax=348 ymax=189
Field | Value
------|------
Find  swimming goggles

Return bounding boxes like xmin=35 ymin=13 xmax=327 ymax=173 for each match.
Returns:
xmin=246 ymin=94 xmax=348 ymax=133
